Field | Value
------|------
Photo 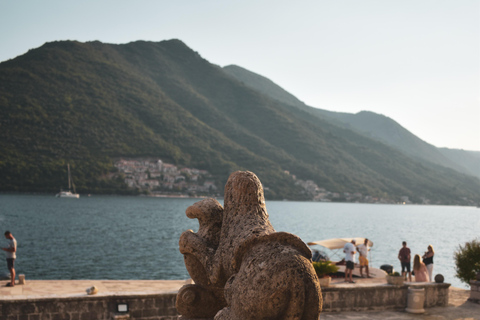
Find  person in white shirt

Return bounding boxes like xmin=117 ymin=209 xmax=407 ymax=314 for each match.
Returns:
xmin=343 ymin=239 xmax=356 ymax=283
xmin=357 ymin=238 xmax=371 ymax=278
xmin=2 ymin=231 xmax=17 ymax=287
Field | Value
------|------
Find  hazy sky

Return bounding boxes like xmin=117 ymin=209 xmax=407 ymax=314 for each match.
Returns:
xmin=1 ymin=0 xmax=479 ymax=151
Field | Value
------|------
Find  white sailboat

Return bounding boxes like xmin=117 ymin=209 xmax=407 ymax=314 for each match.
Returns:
xmin=56 ymin=164 xmax=80 ymax=198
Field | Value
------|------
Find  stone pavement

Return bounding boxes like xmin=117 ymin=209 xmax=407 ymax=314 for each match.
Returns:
xmin=321 ymin=287 xmax=479 ymax=320
xmin=0 ymin=279 xmax=478 ymax=319
xmin=0 ymin=279 xmax=191 ymax=300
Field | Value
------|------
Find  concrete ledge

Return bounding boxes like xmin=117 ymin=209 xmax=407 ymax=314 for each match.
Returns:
xmin=0 ymin=280 xmax=187 ymax=320
xmin=0 ymin=280 xmax=452 ymax=319
xmin=469 ymin=280 xmax=480 ymax=304
xmin=0 ymin=293 xmax=180 ymax=320
xmin=321 ymin=282 xmax=450 ymax=312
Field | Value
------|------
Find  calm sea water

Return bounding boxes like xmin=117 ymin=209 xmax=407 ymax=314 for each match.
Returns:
xmin=0 ymin=195 xmax=478 ymax=289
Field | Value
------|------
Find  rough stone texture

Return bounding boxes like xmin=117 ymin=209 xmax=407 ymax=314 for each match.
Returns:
xmin=0 ymin=293 xmax=180 ymax=320
xmin=321 ymin=282 xmax=450 ymax=312
xmin=420 ymin=283 xmax=450 ymax=307
xmin=177 ymin=171 xmax=322 ymax=320
xmin=434 ymin=274 xmax=444 ymax=283
xmin=0 ymin=283 xmax=452 ymax=319
xmin=470 ymin=280 xmax=480 ymax=304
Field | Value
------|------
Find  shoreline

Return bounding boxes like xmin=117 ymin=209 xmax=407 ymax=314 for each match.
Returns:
xmin=3 ymin=192 xmax=480 ymax=207
xmin=0 ymin=279 xmax=478 ymax=320
xmin=0 ymin=277 xmax=463 ymax=300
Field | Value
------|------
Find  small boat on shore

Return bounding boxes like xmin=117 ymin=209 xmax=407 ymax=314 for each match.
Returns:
xmin=308 ymin=237 xmax=388 ymax=279
xmin=56 ymin=164 xmax=80 ymax=198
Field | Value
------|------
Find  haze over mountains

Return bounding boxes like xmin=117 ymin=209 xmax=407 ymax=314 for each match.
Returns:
xmin=223 ymin=65 xmax=480 ymax=180
xmin=1 ymin=39 xmax=479 ymax=205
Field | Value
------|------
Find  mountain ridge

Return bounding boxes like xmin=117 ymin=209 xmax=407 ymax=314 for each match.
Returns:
xmin=223 ymin=65 xmax=480 ymax=179
xmin=1 ymin=39 xmax=479 ymax=205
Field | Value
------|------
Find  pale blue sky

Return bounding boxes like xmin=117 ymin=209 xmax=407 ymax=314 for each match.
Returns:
xmin=1 ymin=0 xmax=479 ymax=151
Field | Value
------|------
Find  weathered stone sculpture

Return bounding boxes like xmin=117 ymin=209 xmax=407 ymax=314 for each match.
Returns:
xmin=177 ymin=171 xmax=322 ymax=320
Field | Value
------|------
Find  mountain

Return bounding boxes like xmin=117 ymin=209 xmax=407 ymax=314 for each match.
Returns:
xmin=437 ymin=148 xmax=480 ymax=179
xmin=1 ymin=39 xmax=479 ymax=205
xmin=223 ymin=65 xmax=480 ymax=180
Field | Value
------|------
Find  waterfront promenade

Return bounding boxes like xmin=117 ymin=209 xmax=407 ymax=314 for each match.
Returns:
xmin=0 ymin=278 xmax=478 ymax=319
xmin=0 ymin=279 xmax=188 ymax=300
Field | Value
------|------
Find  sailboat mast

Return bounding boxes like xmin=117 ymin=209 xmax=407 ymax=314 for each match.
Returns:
xmin=67 ymin=164 xmax=72 ymax=191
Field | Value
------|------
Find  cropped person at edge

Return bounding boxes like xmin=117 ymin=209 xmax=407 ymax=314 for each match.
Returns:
xmin=2 ymin=231 xmax=17 ymax=287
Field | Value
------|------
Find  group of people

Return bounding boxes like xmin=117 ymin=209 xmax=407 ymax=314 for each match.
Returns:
xmin=342 ymin=238 xmax=435 ymax=284
xmin=0 ymin=233 xmax=436 ymax=287
xmin=343 ymin=238 xmax=371 ymax=283
xmin=398 ymin=241 xmax=434 ymax=282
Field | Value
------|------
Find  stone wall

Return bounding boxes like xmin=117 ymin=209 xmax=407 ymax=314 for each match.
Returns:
xmin=0 ymin=283 xmax=451 ymax=319
xmin=0 ymin=293 xmax=180 ymax=320
xmin=470 ymin=280 xmax=480 ymax=304
xmin=321 ymin=282 xmax=450 ymax=312
xmin=421 ymin=283 xmax=450 ymax=307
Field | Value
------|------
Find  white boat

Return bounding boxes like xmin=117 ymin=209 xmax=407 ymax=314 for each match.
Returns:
xmin=56 ymin=164 xmax=80 ymax=198
xmin=56 ymin=190 xmax=79 ymax=198
xmin=308 ymin=237 xmax=388 ymax=279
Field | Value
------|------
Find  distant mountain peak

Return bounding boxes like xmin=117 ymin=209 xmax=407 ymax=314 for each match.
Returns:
xmin=0 ymin=39 xmax=478 ymax=204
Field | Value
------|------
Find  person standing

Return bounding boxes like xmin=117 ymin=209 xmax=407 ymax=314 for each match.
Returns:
xmin=343 ymin=239 xmax=356 ymax=283
xmin=2 ymin=231 xmax=17 ymax=287
xmin=398 ymin=241 xmax=412 ymax=282
xmin=422 ymin=245 xmax=434 ymax=282
xmin=357 ymin=238 xmax=371 ymax=278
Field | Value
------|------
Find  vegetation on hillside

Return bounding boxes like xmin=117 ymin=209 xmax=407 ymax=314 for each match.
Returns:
xmin=1 ymin=39 xmax=479 ymax=204
xmin=224 ymin=65 xmax=480 ymax=180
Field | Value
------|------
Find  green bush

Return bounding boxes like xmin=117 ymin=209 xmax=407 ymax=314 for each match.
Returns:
xmin=312 ymin=261 xmax=339 ymax=278
xmin=454 ymin=239 xmax=480 ymax=285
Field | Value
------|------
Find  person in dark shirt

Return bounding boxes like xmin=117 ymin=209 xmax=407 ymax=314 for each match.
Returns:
xmin=398 ymin=241 xmax=412 ymax=282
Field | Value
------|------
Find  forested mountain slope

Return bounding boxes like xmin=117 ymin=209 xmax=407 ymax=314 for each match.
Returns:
xmin=223 ymin=65 xmax=480 ymax=180
xmin=1 ymin=40 xmax=479 ymax=204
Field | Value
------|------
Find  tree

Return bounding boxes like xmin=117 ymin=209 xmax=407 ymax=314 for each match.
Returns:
xmin=454 ymin=239 xmax=480 ymax=285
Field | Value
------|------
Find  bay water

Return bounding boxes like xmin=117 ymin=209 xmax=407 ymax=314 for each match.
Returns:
xmin=0 ymin=194 xmax=478 ymax=289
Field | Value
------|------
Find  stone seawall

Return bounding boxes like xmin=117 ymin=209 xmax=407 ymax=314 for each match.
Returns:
xmin=470 ymin=280 xmax=480 ymax=304
xmin=321 ymin=282 xmax=450 ymax=312
xmin=0 ymin=282 xmax=451 ymax=319
xmin=0 ymin=293 xmax=179 ymax=320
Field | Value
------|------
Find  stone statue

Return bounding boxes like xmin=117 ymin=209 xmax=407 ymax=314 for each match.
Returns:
xmin=177 ymin=171 xmax=322 ymax=320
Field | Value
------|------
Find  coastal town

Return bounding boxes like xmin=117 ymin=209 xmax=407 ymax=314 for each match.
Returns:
xmin=113 ymin=158 xmax=417 ymax=204
xmin=291 ymin=175 xmax=418 ymax=204
xmin=114 ymin=158 xmax=220 ymax=197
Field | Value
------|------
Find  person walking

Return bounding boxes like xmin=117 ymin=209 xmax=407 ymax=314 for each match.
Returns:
xmin=422 ymin=245 xmax=434 ymax=282
xmin=413 ymin=254 xmax=430 ymax=282
xmin=357 ymin=238 xmax=371 ymax=278
xmin=2 ymin=231 xmax=17 ymax=287
xmin=343 ymin=239 xmax=356 ymax=283
xmin=398 ymin=241 xmax=412 ymax=282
